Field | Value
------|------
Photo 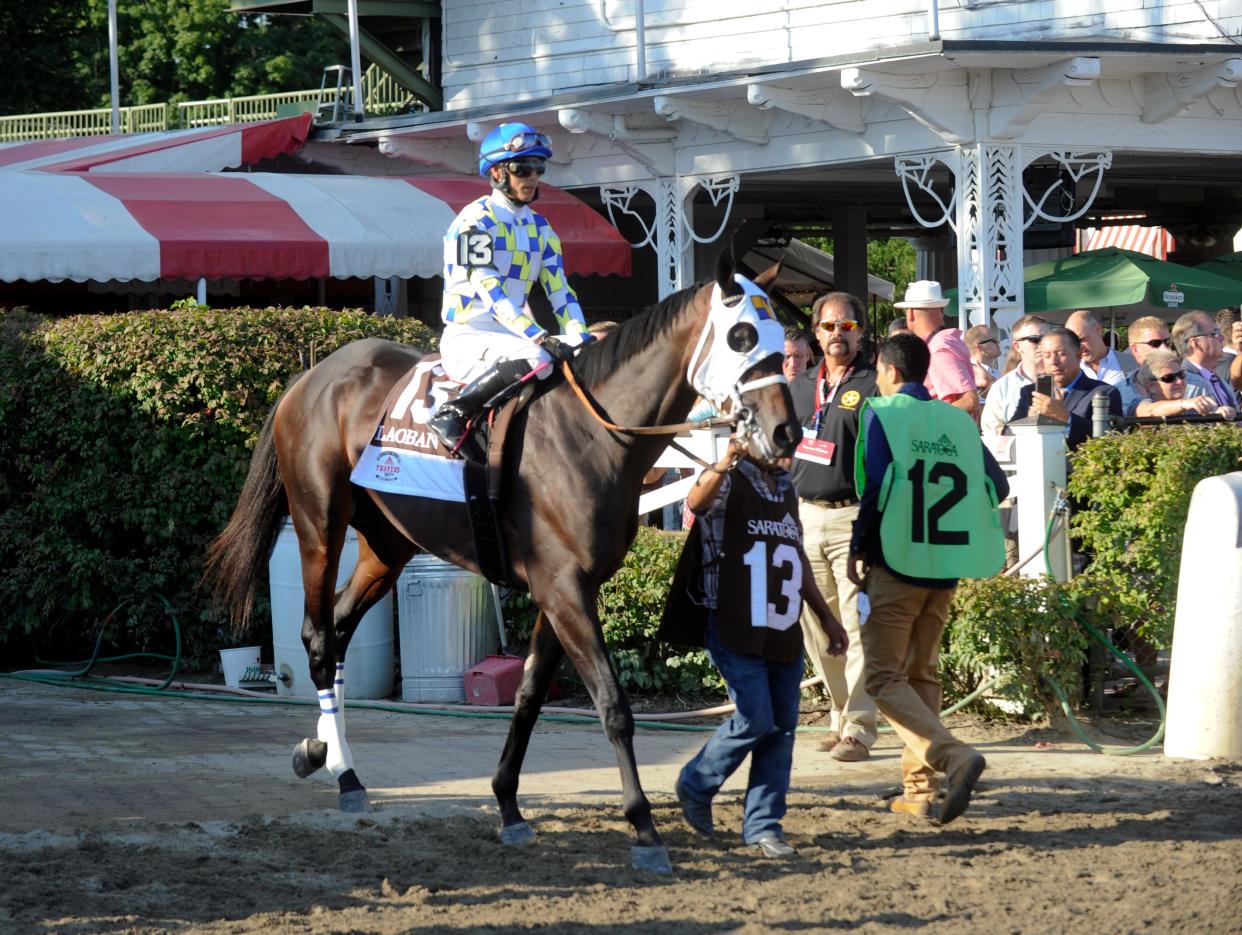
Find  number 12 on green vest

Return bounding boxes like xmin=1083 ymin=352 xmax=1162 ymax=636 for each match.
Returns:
xmin=907 ymin=458 xmax=969 ymax=545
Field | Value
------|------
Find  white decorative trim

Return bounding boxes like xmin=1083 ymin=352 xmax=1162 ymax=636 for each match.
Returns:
xmin=1021 ymin=150 xmax=1112 ymax=228
xmin=682 ymin=175 xmax=739 ymax=246
xmin=377 ymin=136 xmax=474 ymax=174
xmin=842 ymin=68 xmax=973 ymax=144
xmin=746 ymin=83 xmax=865 ymax=134
xmin=600 ymin=184 xmax=657 ymax=250
xmin=653 ymin=95 xmax=769 ymax=146
xmin=990 ymin=58 xmax=1100 ymax=139
xmin=1142 ymin=59 xmax=1242 ymax=124
xmin=895 ymin=153 xmax=958 ymax=232
xmin=558 ymin=108 xmax=674 ymax=176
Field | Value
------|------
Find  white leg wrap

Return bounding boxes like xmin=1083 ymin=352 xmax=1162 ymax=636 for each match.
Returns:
xmin=333 ymin=662 xmax=345 ymax=710
xmin=316 ymin=688 xmax=355 ymax=777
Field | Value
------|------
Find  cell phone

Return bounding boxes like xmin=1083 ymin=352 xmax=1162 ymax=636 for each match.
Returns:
xmin=1036 ymin=374 xmax=1054 ymax=396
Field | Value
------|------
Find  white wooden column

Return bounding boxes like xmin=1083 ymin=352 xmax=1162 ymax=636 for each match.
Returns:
xmin=954 ymin=143 xmax=1025 ymax=333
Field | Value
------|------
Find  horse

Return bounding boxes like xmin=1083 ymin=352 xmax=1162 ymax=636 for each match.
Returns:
xmin=203 ymin=250 xmax=800 ymax=873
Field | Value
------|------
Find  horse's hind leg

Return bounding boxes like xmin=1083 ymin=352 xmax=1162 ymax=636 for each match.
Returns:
xmin=542 ymin=589 xmax=671 ymax=874
xmin=492 ymin=611 xmax=564 ymax=844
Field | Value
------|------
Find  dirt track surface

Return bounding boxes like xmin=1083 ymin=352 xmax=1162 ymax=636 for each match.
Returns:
xmin=1 ymin=678 xmax=1240 ymax=934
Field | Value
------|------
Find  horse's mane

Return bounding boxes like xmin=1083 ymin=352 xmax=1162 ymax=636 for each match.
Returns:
xmin=571 ymin=281 xmax=704 ymax=388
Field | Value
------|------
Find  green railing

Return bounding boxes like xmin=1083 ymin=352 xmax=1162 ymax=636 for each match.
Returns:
xmin=0 ymin=64 xmax=415 ymax=143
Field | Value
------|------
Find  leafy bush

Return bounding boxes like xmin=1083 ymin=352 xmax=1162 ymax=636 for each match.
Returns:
xmin=0 ymin=306 xmax=434 ymax=664
xmin=1067 ymin=424 xmax=1242 ymax=647
xmin=504 ymin=527 xmax=724 ymax=696
xmin=942 ymin=575 xmax=1114 ymax=715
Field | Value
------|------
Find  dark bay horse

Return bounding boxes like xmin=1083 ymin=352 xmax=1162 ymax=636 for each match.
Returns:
xmin=204 ymin=252 xmax=799 ymax=873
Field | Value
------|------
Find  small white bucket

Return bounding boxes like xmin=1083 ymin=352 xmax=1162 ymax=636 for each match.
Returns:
xmin=220 ymin=646 xmax=262 ymax=689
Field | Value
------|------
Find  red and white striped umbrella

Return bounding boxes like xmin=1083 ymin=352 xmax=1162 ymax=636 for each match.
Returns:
xmin=0 ymin=115 xmax=312 ymax=175
xmin=0 ymin=171 xmax=631 ymax=282
xmin=1084 ymin=225 xmax=1175 ymax=260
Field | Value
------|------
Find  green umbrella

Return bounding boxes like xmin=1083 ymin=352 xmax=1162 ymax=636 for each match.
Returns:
xmin=947 ymin=247 xmax=1242 ymax=322
xmin=1198 ymin=251 xmax=1242 ymax=283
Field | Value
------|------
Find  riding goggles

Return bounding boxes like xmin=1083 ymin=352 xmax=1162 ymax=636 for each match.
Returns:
xmin=503 ymin=131 xmax=551 ymax=153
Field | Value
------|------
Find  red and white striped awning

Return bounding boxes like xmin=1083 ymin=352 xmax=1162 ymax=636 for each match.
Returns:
xmin=0 ymin=171 xmax=631 ymax=282
xmin=1084 ymin=225 xmax=1176 ymax=260
xmin=0 ymin=115 xmax=312 ymax=174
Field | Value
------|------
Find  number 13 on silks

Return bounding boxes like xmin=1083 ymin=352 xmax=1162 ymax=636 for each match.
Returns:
xmin=742 ymin=541 xmax=803 ymax=630
xmin=456 ymin=230 xmax=494 ymax=267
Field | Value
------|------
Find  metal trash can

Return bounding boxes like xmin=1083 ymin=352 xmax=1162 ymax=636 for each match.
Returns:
xmin=397 ymin=554 xmax=499 ymax=702
xmin=269 ymin=519 xmax=395 ymax=699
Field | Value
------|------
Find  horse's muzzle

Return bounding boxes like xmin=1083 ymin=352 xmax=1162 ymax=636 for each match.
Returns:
xmin=771 ymin=420 xmax=800 ymax=458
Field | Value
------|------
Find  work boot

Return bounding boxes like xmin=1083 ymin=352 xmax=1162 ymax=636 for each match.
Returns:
xmin=428 ymin=361 xmax=528 ymax=451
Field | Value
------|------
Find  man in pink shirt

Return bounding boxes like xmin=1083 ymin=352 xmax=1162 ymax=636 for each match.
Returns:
xmin=895 ymin=280 xmax=979 ymax=417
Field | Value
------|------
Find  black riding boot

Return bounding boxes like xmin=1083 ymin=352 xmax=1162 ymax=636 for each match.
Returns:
xmin=429 ymin=359 xmax=533 ymax=450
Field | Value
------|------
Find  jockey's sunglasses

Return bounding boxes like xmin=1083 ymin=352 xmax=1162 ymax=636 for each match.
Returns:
xmin=818 ymin=319 xmax=859 ymax=333
xmin=503 ymin=130 xmax=551 ymax=153
xmin=1155 ymin=370 xmax=1186 ymax=384
xmin=505 ymin=159 xmax=546 ymax=179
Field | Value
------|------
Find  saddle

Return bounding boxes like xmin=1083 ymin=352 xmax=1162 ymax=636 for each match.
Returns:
xmin=349 ymin=355 xmax=533 ymax=588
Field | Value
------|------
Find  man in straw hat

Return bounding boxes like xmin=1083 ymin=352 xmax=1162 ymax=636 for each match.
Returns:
xmin=894 ymin=281 xmax=979 ymax=418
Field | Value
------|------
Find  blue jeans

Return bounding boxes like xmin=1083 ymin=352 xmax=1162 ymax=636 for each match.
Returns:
xmin=679 ymin=616 xmax=803 ymax=843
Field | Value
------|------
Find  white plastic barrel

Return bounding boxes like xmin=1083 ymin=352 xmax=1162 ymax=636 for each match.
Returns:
xmin=269 ymin=519 xmax=395 ymax=699
xmin=1164 ymin=472 xmax=1242 ymax=759
xmin=397 ymin=554 xmax=498 ymax=702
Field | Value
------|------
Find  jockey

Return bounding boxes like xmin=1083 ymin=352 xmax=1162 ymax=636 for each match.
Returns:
xmin=429 ymin=122 xmax=590 ymax=449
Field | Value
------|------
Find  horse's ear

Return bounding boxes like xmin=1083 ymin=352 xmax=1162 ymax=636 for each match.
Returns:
xmin=715 ymin=248 xmax=743 ymax=299
xmin=753 ymin=257 xmax=784 ymax=290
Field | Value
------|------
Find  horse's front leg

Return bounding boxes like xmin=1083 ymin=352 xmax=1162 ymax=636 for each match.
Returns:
xmin=293 ymin=537 xmax=399 ymax=813
xmin=492 ymin=611 xmax=564 ymax=844
xmin=544 ymin=591 xmax=672 ymax=874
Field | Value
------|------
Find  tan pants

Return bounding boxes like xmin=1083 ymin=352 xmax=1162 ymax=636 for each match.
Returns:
xmin=861 ymin=565 xmax=977 ymax=800
xmin=798 ymin=500 xmax=877 ymax=747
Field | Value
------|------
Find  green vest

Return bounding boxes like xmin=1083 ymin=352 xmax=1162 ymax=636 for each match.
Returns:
xmin=854 ymin=393 xmax=1004 ymax=580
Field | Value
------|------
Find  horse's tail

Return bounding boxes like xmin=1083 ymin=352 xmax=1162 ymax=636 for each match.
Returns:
xmin=202 ymin=382 xmax=296 ymax=636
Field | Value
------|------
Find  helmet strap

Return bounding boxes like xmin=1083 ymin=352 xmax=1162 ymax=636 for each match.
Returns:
xmin=489 ymin=166 xmax=538 ymax=206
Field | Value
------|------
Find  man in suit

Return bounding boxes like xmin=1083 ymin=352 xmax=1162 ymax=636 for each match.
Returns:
xmin=1174 ymin=310 xmax=1239 ymax=411
xmin=1009 ymin=327 xmax=1121 ymax=449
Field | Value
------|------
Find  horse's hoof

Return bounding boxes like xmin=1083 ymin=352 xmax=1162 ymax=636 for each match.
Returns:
xmin=292 ymin=738 xmax=328 ymax=779
xmin=631 ymin=844 xmax=673 ymax=874
xmin=339 ymin=789 xmax=372 ymax=813
xmin=498 ymin=821 xmax=536 ymax=846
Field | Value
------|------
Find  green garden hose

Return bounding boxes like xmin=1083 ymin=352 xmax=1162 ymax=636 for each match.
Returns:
xmin=1041 ymin=503 xmax=1166 ymax=755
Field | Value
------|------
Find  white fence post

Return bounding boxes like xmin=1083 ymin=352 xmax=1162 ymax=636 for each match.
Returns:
xmin=1007 ymin=416 xmax=1069 ymax=581
xmin=636 ymin=428 xmax=730 ymax=519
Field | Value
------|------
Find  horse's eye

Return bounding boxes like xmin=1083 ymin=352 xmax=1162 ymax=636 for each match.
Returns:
xmin=726 ymin=322 xmax=758 ymax=353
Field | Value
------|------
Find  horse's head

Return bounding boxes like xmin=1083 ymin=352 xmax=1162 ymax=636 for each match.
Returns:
xmin=686 ymin=251 xmax=801 ymax=460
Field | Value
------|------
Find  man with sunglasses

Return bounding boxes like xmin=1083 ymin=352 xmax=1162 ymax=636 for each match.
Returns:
xmin=1214 ymin=308 xmax=1241 ymax=393
xmin=1117 ymin=316 xmax=1174 ymax=417
xmin=788 ymin=292 xmax=879 ymax=764
xmin=431 ymin=122 xmax=590 ymax=450
xmin=1173 ymin=310 xmax=1239 ymax=411
xmin=980 ymin=315 xmax=1048 ymax=436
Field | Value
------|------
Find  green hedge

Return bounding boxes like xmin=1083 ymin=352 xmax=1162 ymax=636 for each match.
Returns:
xmin=1067 ymin=424 xmax=1242 ymax=647
xmin=0 ymin=307 xmax=434 ymax=664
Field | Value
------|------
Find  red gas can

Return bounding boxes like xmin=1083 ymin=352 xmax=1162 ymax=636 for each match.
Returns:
xmin=463 ymin=655 xmax=527 ymax=706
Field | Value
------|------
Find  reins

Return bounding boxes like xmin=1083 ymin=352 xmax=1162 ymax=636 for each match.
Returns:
xmin=558 ymin=360 xmax=738 ymax=469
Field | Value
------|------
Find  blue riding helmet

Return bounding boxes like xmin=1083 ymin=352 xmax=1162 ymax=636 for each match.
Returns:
xmin=478 ymin=123 xmax=553 ymax=176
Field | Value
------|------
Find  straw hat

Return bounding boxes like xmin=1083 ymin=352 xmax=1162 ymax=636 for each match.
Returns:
xmin=894 ymin=280 xmax=949 ymax=309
